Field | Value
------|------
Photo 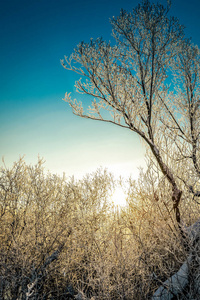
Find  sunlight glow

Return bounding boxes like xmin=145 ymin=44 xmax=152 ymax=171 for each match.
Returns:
xmin=111 ymin=186 xmax=127 ymax=207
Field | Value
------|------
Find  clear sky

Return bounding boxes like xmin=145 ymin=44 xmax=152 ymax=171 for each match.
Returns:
xmin=1 ymin=0 xmax=200 ymax=180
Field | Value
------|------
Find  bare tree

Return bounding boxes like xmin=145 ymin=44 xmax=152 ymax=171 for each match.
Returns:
xmin=61 ymin=0 xmax=200 ymax=232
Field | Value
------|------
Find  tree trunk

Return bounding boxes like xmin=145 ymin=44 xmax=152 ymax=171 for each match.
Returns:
xmin=152 ymin=219 xmax=200 ymax=299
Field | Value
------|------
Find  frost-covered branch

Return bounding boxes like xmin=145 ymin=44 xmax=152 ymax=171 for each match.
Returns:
xmin=62 ymin=0 xmax=200 ymax=228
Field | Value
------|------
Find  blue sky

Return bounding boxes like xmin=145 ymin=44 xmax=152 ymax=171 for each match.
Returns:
xmin=1 ymin=0 xmax=200 ymax=179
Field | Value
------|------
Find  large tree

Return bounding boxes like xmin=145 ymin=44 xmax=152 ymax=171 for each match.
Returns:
xmin=61 ymin=0 xmax=200 ymax=232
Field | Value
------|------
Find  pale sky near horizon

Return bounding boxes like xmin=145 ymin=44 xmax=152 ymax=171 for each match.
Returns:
xmin=1 ymin=0 xmax=200 ymax=180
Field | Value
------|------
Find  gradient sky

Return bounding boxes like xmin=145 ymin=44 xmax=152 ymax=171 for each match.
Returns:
xmin=1 ymin=0 xmax=200 ymax=179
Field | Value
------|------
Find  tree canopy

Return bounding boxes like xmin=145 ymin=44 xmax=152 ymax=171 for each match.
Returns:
xmin=61 ymin=0 xmax=200 ymax=229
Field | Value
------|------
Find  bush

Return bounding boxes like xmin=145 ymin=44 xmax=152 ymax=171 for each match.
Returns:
xmin=0 ymin=158 xmax=199 ymax=299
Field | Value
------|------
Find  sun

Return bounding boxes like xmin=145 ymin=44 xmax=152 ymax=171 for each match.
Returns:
xmin=111 ymin=186 xmax=127 ymax=207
